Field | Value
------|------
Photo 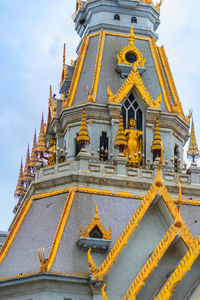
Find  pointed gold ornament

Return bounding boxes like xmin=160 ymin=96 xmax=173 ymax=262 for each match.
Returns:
xmin=14 ymin=160 xmax=24 ymax=198
xmin=114 ymin=113 xmax=127 ymax=153
xmin=77 ymin=106 xmax=90 ymax=148
xmin=187 ymin=118 xmax=200 ymax=164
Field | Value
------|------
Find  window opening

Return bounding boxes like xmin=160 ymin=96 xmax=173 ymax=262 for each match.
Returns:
xmin=100 ymin=132 xmax=108 ymax=161
xmin=131 ymin=16 xmax=137 ymax=23
xmin=122 ymin=93 xmax=143 ymax=130
xmin=114 ymin=14 xmax=120 ymax=20
xmin=89 ymin=225 xmax=103 ymax=239
xmin=75 ymin=133 xmax=82 ymax=156
xmin=174 ymin=145 xmax=180 ymax=172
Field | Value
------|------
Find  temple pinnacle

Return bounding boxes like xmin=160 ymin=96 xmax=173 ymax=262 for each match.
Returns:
xmin=77 ymin=106 xmax=90 ymax=148
xmin=23 ymin=144 xmax=31 ymax=183
xmin=187 ymin=118 xmax=200 ymax=165
xmin=151 ymin=117 xmax=162 ymax=158
xmin=36 ymin=114 xmax=48 ymax=158
xmin=14 ymin=159 xmax=24 ymax=198
xmin=114 ymin=113 xmax=127 ymax=153
xmin=30 ymin=129 xmax=38 ymax=170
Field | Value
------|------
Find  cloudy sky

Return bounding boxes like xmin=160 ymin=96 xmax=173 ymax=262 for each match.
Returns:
xmin=0 ymin=0 xmax=199 ymax=230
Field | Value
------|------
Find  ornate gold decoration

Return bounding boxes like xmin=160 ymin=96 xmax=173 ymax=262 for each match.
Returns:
xmin=87 ymin=28 xmax=105 ymax=102
xmin=38 ymin=248 xmax=48 ymax=272
xmin=142 ymin=0 xmax=163 ymax=11
xmin=155 ymin=0 xmax=163 ymax=11
xmin=151 ymin=117 xmax=162 ymax=157
xmin=102 ymin=284 xmax=109 ymax=300
xmin=36 ymin=114 xmax=48 ymax=158
xmin=48 ymin=138 xmax=56 ymax=166
xmin=122 ymin=224 xmax=179 ymax=300
xmin=114 ymin=113 xmax=127 ymax=153
xmin=23 ymin=145 xmax=31 ymax=183
xmin=47 ymin=190 xmax=76 ymax=271
xmin=14 ymin=160 xmax=24 ymax=198
xmin=155 ymin=235 xmax=200 ymax=300
xmin=88 ymin=248 xmax=97 ymax=275
xmin=187 ymin=118 xmax=200 ymax=164
xmin=117 ymin=25 xmax=145 ymax=68
xmin=174 ymin=181 xmax=183 ymax=228
xmin=77 ymin=106 xmax=90 ymax=147
xmin=107 ymin=63 xmax=161 ymax=108
xmin=88 ymin=184 xmax=159 ymax=280
xmin=0 ymin=198 xmax=33 ymax=265
xmin=160 ymin=185 xmax=194 ymax=248
xmin=124 ymin=118 xmax=142 ymax=167
xmin=29 ymin=129 xmax=38 ymax=169
xmin=63 ymin=35 xmax=89 ymax=108
xmin=81 ymin=205 xmax=112 ymax=239
xmin=87 ymin=180 xmax=195 ymax=281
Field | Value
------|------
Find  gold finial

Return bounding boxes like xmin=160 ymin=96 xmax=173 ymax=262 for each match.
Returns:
xmin=14 ymin=160 xmax=24 ymax=198
xmin=155 ymin=0 xmax=163 ymax=11
xmin=23 ymin=145 xmax=31 ymax=182
xmin=77 ymin=106 xmax=90 ymax=148
xmin=38 ymin=248 xmax=48 ymax=272
xmin=102 ymin=284 xmax=109 ymax=300
xmin=29 ymin=129 xmax=38 ymax=169
xmin=114 ymin=113 xmax=127 ymax=153
xmin=129 ymin=24 xmax=135 ymax=46
xmin=187 ymin=118 xmax=200 ymax=165
xmin=175 ymin=181 xmax=183 ymax=228
xmin=36 ymin=114 xmax=48 ymax=158
xmin=60 ymin=44 xmax=68 ymax=88
xmin=155 ymin=141 xmax=164 ymax=187
xmin=49 ymin=85 xmax=52 ymax=106
xmin=151 ymin=117 xmax=162 ymax=158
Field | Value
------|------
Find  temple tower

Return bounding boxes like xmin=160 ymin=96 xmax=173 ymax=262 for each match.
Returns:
xmin=0 ymin=1 xmax=200 ymax=300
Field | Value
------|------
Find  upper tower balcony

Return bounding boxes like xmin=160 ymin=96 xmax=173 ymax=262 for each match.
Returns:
xmin=74 ymin=0 xmax=161 ymax=39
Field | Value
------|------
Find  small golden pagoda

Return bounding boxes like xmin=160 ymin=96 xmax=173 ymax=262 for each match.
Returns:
xmin=151 ymin=117 xmax=162 ymax=159
xmin=14 ymin=160 xmax=24 ymax=198
xmin=29 ymin=130 xmax=38 ymax=170
xmin=23 ymin=145 xmax=31 ymax=183
xmin=114 ymin=113 xmax=127 ymax=153
xmin=187 ymin=119 xmax=200 ymax=164
xmin=36 ymin=115 xmax=48 ymax=158
xmin=77 ymin=106 xmax=90 ymax=148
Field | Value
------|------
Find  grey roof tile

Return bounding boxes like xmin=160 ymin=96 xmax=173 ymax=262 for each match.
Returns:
xmin=52 ymin=192 xmax=141 ymax=274
xmin=0 ymin=193 xmax=68 ymax=278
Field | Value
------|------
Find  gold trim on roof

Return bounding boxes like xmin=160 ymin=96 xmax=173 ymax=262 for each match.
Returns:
xmin=0 ymin=198 xmax=33 ymax=265
xmin=122 ymin=223 xmax=180 ymax=300
xmin=63 ymin=35 xmax=89 ymax=108
xmin=107 ymin=63 xmax=161 ymax=108
xmin=88 ymin=28 xmax=105 ymax=102
xmin=81 ymin=205 xmax=112 ymax=240
xmin=47 ymin=189 xmax=76 ymax=271
xmin=155 ymin=235 xmax=200 ymax=300
xmin=117 ymin=25 xmax=145 ymax=68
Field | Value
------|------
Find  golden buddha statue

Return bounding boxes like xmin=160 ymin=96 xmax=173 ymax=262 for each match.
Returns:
xmin=48 ymin=138 xmax=56 ymax=166
xmin=124 ymin=118 xmax=143 ymax=167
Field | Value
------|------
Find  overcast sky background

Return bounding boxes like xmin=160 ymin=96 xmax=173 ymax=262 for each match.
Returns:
xmin=0 ymin=0 xmax=199 ymax=230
